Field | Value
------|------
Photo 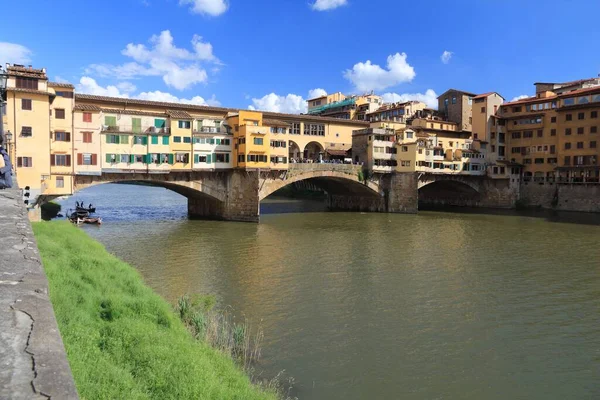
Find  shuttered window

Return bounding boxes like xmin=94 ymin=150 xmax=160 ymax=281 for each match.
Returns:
xmin=154 ymin=119 xmax=166 ymax=128
xmin=105 ymin=116 xmax=117 ymax=127
xmin=151 ymin=136 xmax=159 ymax=145
xmin=21 ymin=99 xmax=32 ymax=110
xmin=83 ymin=112 xmax=92 ymax=123
xmin=77 ymin=153 xmax=97 ymax=165
xmin=132 ymin=118 xmax=142 ymax=133
xmin=82 ymin=132 xmax=93 ymax=143
xmin=17 ymin=157 xmax=33 ymax=167
xmin=55 ymin=109 xmax=66 ymax=119
xmin=120 ymin=135 xmax=129 ymax=145
xmin=162 ymin=136 xmax=169 ymax=145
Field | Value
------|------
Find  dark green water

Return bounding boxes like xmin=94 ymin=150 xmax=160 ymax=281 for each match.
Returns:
xmin=61 ymin=184 xmax=600 ymax=400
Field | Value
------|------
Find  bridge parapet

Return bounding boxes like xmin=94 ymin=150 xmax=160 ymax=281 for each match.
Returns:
xmin=287 ymin=163 xmax=362 ymax=177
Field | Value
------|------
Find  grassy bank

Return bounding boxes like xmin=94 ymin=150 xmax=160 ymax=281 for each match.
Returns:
xmin=33 ymin=221 xmax=277 ymax=400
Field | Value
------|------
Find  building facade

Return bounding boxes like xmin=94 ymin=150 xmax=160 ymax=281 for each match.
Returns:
xmin=2 ymin=64 xmax=368 ymax=204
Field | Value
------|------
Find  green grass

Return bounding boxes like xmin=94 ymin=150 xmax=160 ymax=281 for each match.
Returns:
xmin=33 ymin=221 xmax=277 ymax=400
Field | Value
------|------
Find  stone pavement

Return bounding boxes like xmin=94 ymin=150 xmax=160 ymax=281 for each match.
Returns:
xmin=0 ymin=186 xmax=78 ymax=399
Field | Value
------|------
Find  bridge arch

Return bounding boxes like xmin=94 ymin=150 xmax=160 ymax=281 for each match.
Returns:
xmin=418 ymin=177 xmax=482 ymax=207
xmin=288 ymin=140 xmax=302 ymax=161
xmin=72 ymin=172 xmax=228 ymax=203
xmin=303 ymin=141 xmax=324 ymax=161
xmin=259 ymin=166 xmax=382 ymax=201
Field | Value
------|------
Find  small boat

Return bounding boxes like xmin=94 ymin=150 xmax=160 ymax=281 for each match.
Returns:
xmin=82 ymin=217 xmax=102 ymax=225
xmin=76 ymin=206 xmax=96 ymax=214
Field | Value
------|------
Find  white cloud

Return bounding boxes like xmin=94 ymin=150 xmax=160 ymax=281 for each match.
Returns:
xmin=53 ymin=76 xmax=69 ymax=83
xmin=180 ymin=0 xmax=228 ymax=16
xmin=308 ymin=88 xmax=327 ymax=99
xmin=117 ymin=81 xmax=137 ymax=93
xmin=0 ymin=42 xmax=32 ymax=65
xmin=344 ymin=52 xmax=416 ymax=92
xmin=381 ymin=89 xmax=438 ymax=109
xmin=510 ymin=94 xmax=530 ymax=102
xmin=249 ymin=93 xmax=307 ymax=114
xmin=77 ymin=77 xmax=129 ymax=97
xmin=312 ymin=0 xmax=347 ymax=11
xmin=136 ymin=90 xmax=221 ymax=106
xmin=85 ymin=30 xmax=218 ymax=91
xmin=440 ymin=50 xmax=452 ymax=64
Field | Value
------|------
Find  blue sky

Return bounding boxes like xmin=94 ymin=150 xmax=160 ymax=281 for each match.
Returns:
xmin=2 ymin=0 xmax=600 ymax=113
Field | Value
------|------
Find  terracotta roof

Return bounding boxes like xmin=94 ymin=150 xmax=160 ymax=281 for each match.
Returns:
xmin=74 ymin=104 xmax=102 ymax=112
xmin=559 ymin=85 xmax=600 ymax=98
xmin=262 ymin=111 xmax=369 ymax=126
xmin=7 ymin=65 xmax=47 ymax=79
xmin=534 ymin=78 xmax=598 ymax=86
xmin=437 ymin=88 xmax=477 ymax=98
xmin=166 ymin=110 xmax=193 ymax=119
xmin=49 ymin=81 xmax=75 ymax=89
xmin=101 ymin=108 xmax=167 ymax=117
xmin=74 ymin=93 xmax=369 ymax=126
xmin=6 ymin=87 xmax=52 ymax=96
xmin=325 ymin=149 xmax=349 ymax=156
xmin=473 ymin=92 xmax=504 ymax=100
xmin=501 ymin=95 xmax=556 ymax=107
xmin=75 ymin=94 xmax=235 ymax=113
xmin=262 ymin=119 xmax=290 ymax=127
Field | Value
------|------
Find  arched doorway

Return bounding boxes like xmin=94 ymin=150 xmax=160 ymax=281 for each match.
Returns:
xmin=303 ymin=141 xmax=324 ymax=162
xmin=289 ymin=140 xmax=301 ymax=162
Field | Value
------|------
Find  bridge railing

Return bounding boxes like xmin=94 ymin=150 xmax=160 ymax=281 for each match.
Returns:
xmin=288 ymin=163 xmax=362 ymax=176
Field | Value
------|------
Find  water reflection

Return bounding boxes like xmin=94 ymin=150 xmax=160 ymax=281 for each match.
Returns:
xmin=58 ymin=184 xmax=600 ymax=400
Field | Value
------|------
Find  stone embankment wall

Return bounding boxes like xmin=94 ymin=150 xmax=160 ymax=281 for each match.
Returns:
xmin=520 ymin=183 xmax=600 ymax=212
xmin=0 ymin=186 xmax=78 ymax=399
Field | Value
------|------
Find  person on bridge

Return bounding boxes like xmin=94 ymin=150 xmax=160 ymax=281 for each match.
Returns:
xmin=0 ymin=139 xmax=13 ymax=189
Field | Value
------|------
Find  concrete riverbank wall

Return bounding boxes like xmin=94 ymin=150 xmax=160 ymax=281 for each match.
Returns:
xmin=0 ymin=186 xmax=78 ymax=399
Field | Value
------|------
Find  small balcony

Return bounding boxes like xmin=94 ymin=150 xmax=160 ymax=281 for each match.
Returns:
xmin=101 ymin=125 xmax=170 ymax=134
xmin=193 ymin=126 xmax=222 ymax=134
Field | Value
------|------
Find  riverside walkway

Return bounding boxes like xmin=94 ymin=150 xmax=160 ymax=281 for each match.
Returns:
xmin=0 ymin=186 xmax=78 ymax=399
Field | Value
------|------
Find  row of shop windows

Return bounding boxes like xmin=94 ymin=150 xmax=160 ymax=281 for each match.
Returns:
xmin=104 ymin=152 xmax=230 ymax=165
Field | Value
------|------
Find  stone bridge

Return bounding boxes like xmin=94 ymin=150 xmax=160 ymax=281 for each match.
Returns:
xmin=65 ymin=164 xmax=419 ymax=222
xmin=417 ymin=172 xmax=519 ymax=208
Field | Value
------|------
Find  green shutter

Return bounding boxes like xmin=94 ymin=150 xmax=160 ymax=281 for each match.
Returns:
xmin=106 ymin=154 xmax=111 ymax=163
xmin=142 ymin=137 xmax=148 ymax=145
xmin=132 ymin=118 xmax=142 ymax=133
xmin=105 ymin=116 xmax=116 ymax=127
xmin=168 ymin=154 xmax=174 ymax=165
xmin=162 ymin=136 xmax=169 ymax=145
xmin=154 ymin=119 xmax=165 ymax=128
xmin=194 ymin=154 xmax=199 ymax=163
xmin=225 ymin=154 xmax=229 ymax=163
xmin=151 ymin=136 xmax=158 ymax=145
xmin=120 ymin=135 xmax=129 ymax=145
xmin=197 ymin=121 xmax=202 ymax=131
xmin=216 ymin=138 xmax=221 ymax=145
xmin=206 ymin=154 xmax=211 ymax=164
xmin=114 ymin=135 xmax=120 ymax=144
xmin=130 ymin=154 xmax=135 ymax=163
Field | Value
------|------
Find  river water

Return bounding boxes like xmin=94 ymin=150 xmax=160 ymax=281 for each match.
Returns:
xmin=59 ymin=184 xmax=600 ymax=400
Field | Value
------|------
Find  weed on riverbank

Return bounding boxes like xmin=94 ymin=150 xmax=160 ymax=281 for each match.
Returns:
xmin=33 ymin=221 xmax=277 ymax=400
xmin=176 ymin=294 xmax=297 ymax=399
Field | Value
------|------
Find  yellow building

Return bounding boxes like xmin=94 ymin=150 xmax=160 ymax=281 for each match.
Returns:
xmin=4 ymin=65 xmax=53 ymax=201
xmin=498 ymin=82 xmax=600 ymax=183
